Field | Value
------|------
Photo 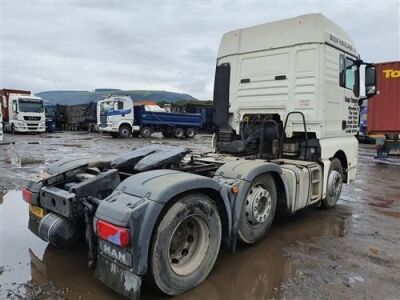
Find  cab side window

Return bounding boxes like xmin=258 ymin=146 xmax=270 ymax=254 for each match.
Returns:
xmin=339 ymin=54 xmax=359 ymax=96
xmin=113 ymin=101 xmax=124 ymax=110
xmin=12 ymin=101 xmax=17 ymax=112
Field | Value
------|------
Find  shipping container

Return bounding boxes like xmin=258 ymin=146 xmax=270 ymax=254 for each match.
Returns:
xmin=367 ymin=61 xmax=400 ymax=134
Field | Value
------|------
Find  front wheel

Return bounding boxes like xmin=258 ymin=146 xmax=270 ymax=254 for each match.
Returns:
xmin=238 ymin=174 xmax=277 ymax=244
xmin=118 ymin=125 xmax=131 ymax=138
xmin=148 ymin=194 xmax=221 ymax=296
xmin=322 ymin=158 xmax=343 ymax=208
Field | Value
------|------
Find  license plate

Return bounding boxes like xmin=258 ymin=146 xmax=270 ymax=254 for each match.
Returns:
xmin=29 ymin=205 xmax=44 ymax=219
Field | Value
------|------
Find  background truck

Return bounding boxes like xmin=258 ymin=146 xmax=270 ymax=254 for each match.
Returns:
xmin=23 ymin=14 xmax=376 ymax=299
xmin=0 ymin=89 xmax=46 ymax=133
xmin=57 ymin=102 xmax=98 ymax=132
xmin=44 ymin=103 xmax=57 ymax=133
xmin=97 ymin=95 xmax=203 ymax=138
xmin=366 ymin=61 xmax=400 ymax=158
xmin=0 ymin=101 xmax=3 ymax=141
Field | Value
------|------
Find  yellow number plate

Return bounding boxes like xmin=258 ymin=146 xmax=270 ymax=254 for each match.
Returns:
xmin=29 ymin=205 xmax=44 ymax=219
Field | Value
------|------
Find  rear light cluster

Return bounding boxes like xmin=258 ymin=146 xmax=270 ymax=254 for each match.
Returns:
xmin=96 ymin=219 xmax=130 ymax=248
xmin=22 ymin=188 xmax=33 ymax=204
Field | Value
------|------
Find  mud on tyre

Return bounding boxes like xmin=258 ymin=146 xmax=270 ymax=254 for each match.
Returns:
xmin=148 ymin=194 xmax=222 ymax=296
xmin=238 ymin=174 xmax=277 ymax=244
xmin=322 ymin=158 xmax=343 ymax=208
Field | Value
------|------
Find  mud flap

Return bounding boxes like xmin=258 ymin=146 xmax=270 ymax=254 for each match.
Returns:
xmin=95 ymin=255 xmax=141 ymax=300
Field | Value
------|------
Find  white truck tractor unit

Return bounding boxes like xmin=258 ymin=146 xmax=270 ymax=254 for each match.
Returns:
xmin=0 ymin=89 xmax=46 ymax=133
xmin=97 ymin=95 xmax=140 ymax=136
xmin=24 ymin=14 xmax=376 ymax=299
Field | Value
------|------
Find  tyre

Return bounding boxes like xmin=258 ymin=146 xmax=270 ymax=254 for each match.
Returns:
xmin=118 ymin=125 xmax=131 ymax=138
xmin=322 ymin=158 xmax=343 ymax=208
xmin=161 ymin=129 xmax=173 ymax=138
xmin=148 ymin=194 xmax=221 ymax=296
xmin=140 ymin=126 xmax=152 ymax=138
xmin=11 ymin=124 xmax=16 ymax=134
xmin=185 ymin=128 xmax=196 ymax=138
xmin=174 ymin=127 xmax=185 ymax=139
xmin=238 ymin=174 xmax=277 ymax=244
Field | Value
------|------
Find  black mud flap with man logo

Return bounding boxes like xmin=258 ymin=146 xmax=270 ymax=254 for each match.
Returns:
xmin=95 ymin=253 xmax=141 ymax=300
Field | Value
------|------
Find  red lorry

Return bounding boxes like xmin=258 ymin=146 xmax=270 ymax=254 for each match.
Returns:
xmin=367 ymin=61 xmax=400 ymax=157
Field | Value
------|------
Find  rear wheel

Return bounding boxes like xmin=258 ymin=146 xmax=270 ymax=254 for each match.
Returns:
xmin=322 ymin=158 xmax=343 ymax=208
xmin=185 ymin=128 xmax=196 ymax=138
xmin=148 ymin=194 xmax=221 ymax=296
xmin=140 ymin=126 xmax=152 ymax=138
xmin=238 ymin=174 xmax=277 ymax=244
xmin=118 ymin=125 xmax=131 ymax=138
xmin=174 ymin=127 xmax=185 ymax=139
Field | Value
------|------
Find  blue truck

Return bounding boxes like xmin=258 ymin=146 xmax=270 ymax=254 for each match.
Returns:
xmin=97 ymin=96 xmax=203 ymax=138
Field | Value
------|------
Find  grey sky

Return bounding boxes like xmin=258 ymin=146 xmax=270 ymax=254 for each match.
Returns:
xmin=1 ymin=0 xmax=399 ymax=99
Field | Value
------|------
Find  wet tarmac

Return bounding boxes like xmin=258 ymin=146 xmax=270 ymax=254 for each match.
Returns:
xmin=0 ymin=132 xmax=399 ymax=299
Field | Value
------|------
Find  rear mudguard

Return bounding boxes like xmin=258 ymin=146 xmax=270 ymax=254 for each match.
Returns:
xmin=95 ymin=169 xmax=232 ymax=276
xmin=95 ymin=161 xmax=288 ymax=275
xmin=213 ymin=159 xmax=289 ymax=248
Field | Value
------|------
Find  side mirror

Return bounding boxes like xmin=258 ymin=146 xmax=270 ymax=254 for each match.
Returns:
xmin=365 ymin=65 xmax=377 ymax=98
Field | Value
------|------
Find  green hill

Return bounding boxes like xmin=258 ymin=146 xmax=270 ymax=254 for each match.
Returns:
xmin=36 ymin=90 xmax=197 ymax=105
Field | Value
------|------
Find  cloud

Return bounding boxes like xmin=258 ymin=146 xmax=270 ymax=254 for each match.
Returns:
xmin=1 ymin=0 xmax=399 ymax=99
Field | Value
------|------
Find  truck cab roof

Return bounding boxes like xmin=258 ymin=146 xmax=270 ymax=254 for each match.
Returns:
xmin=218 ymin=13 xmax=358 ymax=59
xmin=19 ymin=95 xmax=43 ymax=101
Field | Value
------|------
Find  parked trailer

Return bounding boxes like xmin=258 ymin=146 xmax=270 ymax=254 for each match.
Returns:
xmin=367 ymin=61 xmax=400 ymax=158
xmin=57 ymin=102 xmax=98 ymax=131
xmin=98 ymin=96 xmax=203 ymax=138
xmin=176 ymin=103 xmax=215 ymax=133
xmin=0 ymin=89 xmax=46 ymax=133
xmin=23 ymin=14 xmax=376 ymax=299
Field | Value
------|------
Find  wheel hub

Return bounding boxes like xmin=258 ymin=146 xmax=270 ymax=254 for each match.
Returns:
xmin=245 ymin=184 xmax=271 ymax=225
xmin=328 ymin=170 xmax=342 ymax=198
xmin=122 ymin=128 xmax=129 ymax=135
xmin=168 ymin=215 xmax=209 ymax=276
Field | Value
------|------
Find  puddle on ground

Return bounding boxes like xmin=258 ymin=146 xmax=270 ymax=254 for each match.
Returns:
xmin=52 ymin=144 xmax=84 ymax=148
xmin=0 ymin=189 xmax=350 ymax=300
xmin=368 ymin=197 xmax=395 ymax=209
xmin=376 ymin=210 xmax=400 ymax=219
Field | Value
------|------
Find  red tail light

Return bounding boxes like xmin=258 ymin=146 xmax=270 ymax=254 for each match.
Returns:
xmin=22 ymin=188 xmax=33 ymax=204
xmin=96 ymin=219 xmax=130 ymax=248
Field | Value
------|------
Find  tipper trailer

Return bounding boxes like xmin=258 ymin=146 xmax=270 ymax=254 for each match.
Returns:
xmin=0 ymin=89 xmax=46 ymax=133
xmin=23 ymin=14 xmax=376 ymax=299
xmin=97 ymin=95 xmax=203 ymax=138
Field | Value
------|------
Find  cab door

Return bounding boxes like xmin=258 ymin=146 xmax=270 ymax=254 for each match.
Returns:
xmin=340 ymin=54 xmax=360 ymax=135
